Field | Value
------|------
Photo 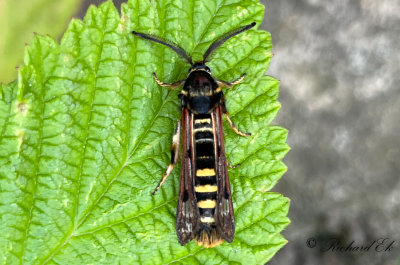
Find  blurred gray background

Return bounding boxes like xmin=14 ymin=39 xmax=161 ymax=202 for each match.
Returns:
xmin=80 ymin=0 xmax=400 ymax=264
xmin=261 ymin=0 xmax=400 ymax=265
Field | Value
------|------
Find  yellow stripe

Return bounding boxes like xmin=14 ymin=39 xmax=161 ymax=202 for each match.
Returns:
xmin=198 ymin=199 xmax=216 ymax=208
xmin=198 ymin=156 xmax=212 ymax=159
xmin=195 ymin=138 xmax=213 ymax=143
xmin=193 ymin=127 xmax=213 ymax=133
xmin=200 ymin=216 xmax=215 ymax=223
xmin=196 ymin=168 xmax=215 ymax=177
xmin=195 ymin=185 xmax=218 ymax=193
xmin=195 ymin=118 xmax=211 ymax=124
xmin=190 ymin=91 xmax=213 ymax=97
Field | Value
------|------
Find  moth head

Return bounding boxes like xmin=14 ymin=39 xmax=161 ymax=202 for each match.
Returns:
xmin=188 ymin=63 xmax=211 ymax=74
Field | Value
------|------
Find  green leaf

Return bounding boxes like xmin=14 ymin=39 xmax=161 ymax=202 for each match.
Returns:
xmin=0 ymin=0 xmax=81 ymax=83
xmin=0 ymin=0 xmax=290 ymax=264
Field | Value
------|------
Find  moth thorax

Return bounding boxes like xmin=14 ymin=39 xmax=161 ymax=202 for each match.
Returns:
xmin=189 ymin=96 xmax=213 ymax=114
xmin=184 ymin=70 xmax=218 ymax=114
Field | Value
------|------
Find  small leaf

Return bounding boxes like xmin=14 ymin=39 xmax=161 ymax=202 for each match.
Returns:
xmin=0 ymin=0 xmax=290 ymax=264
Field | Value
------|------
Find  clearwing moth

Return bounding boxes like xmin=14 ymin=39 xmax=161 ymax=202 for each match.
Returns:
xmin=132 ymin=22 xmax=255 ymax=247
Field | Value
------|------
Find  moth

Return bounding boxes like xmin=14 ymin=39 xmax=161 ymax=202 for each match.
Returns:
xmin=132 ymin=22 xmax=255 ymax=247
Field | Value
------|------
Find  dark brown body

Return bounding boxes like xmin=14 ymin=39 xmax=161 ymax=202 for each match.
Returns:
xmin=132 ymin=22 xmax=255 ymax=247
xmin=177 ymin=73 xmax=234 ymax=246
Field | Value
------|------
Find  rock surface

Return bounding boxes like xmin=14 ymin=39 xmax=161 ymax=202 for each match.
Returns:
xmin=262 ymin=0 xmax=400 ymax=264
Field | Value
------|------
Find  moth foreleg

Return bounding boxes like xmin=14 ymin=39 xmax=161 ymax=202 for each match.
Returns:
xmin=153 ymin=72 xmax=185 ymax=89
xmin=153 ymin=120 xmax=181 ymax=195
xmin=216 ymin=73 xmax=246 ymax=88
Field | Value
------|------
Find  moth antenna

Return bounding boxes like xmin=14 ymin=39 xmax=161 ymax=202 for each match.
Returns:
xmin=202 ymin=22 xmax=256 ymax=63
xmin=132 ymin=31 xmax=193 ymax=65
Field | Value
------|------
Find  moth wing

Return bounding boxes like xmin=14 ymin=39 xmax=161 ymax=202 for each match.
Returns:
xmin=213 ymin=107 xmax=235 ymax=242
xmin=176 ymin=109 xmax=201 ymax=245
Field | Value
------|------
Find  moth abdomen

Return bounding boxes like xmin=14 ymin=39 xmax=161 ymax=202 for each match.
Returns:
xmin=192 ymin=113 xmax=224 ymax=247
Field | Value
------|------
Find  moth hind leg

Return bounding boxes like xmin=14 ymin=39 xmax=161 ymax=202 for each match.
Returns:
xmin=220 ymin=99 xmax=251 ymax=137
xmin=152 ymin=120 xmax=181 ymax=195
xmin=225 ymin=114 xmax=251 ymax=137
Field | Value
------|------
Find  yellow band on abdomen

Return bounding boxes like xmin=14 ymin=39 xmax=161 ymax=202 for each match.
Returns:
xmin=196 ymin=168 xmax=215 ymax=177
xmin=195 ymin=185 xmax=218 ymax=193
xmin=198 ymin=199 xmax=216 ymax=208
